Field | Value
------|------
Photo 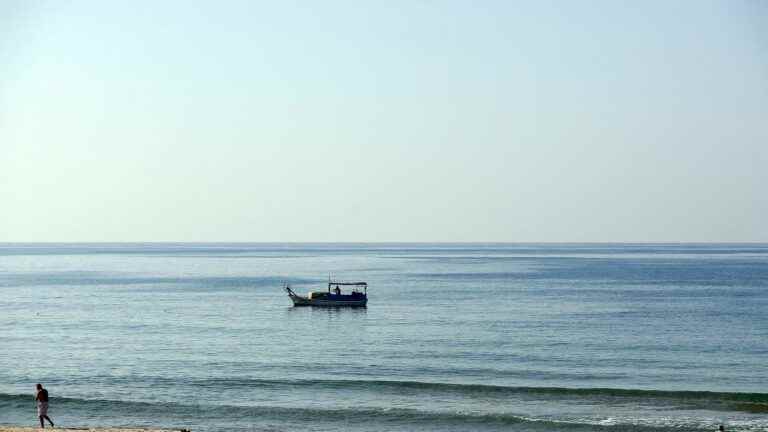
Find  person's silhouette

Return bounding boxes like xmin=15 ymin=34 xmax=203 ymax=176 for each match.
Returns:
xmin=35 ymin=384 xmax=54 ymax=428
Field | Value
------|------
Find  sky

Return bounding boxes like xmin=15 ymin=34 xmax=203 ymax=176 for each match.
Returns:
xmin=1 ymin=1 xmax=766 ymax=242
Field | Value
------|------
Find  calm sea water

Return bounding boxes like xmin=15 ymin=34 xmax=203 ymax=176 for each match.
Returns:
xmin=1 ymin=243 xmax=767 ymax=432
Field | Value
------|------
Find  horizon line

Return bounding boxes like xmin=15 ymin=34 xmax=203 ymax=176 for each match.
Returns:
xmin=1 ymin=241 xmax=767 ymax=245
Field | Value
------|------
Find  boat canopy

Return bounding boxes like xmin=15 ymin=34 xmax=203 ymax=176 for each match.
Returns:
xmin=327 ymin=280 xmax=367 ymax=293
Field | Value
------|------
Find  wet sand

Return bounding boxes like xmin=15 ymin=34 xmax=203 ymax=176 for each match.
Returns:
xmin=0 ymin=428 xmax=183 ymax=432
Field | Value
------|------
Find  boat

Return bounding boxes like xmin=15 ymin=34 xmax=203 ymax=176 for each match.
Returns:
xmin=285 ymin=280 xmax=368 ymax=307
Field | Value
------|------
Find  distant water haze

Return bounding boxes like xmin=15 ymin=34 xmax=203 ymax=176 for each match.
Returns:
xmin=0 ymin=1 xmax=766 ymax=242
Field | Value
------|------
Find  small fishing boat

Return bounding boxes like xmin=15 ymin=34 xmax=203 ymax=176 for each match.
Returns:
xmin=285 ymin=280 xmax=368 ymax=307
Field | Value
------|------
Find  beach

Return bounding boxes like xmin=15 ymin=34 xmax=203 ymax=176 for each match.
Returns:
xmin=0 ymin=428 xmax=180 ymax=432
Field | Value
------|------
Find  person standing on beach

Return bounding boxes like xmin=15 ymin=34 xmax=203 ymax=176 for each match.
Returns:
xmin=35 ymin=384 xmax=54 ymax=428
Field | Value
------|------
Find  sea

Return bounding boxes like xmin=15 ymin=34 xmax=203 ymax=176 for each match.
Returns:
xmin=0 ymin=243 xmax=766 ymax=432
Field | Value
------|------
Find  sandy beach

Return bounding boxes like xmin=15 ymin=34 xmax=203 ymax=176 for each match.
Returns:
xmin=0 ymin=428 xmax=182 ymax=432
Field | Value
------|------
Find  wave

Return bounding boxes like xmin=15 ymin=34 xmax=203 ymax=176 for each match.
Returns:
xmin=161 ymin=377 xmax=768 ymax=405
xmin=3 ymin=380 xmax=766 ymax=413
xmin=0 ymin=392 xmax=732 ymax=432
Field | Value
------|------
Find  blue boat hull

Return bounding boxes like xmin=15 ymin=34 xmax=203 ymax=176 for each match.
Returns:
xmin=289 ymin=295 xmax=368 ymax=307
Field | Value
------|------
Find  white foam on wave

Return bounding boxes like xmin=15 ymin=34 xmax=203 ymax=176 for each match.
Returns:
xmin=567 ymin=413 xmax=768 ymax=432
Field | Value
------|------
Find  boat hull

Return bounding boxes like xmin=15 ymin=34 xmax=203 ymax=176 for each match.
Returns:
xmin=288 ymin=293 xmax=367 ymax=307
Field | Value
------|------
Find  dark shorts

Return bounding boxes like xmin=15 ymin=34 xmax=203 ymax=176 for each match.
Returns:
xmin=37 ymin=401 xmax=49 ymax=416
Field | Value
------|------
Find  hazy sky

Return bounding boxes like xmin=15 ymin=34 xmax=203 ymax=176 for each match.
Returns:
xmin=1 ymin=1 xmax=766 ymax=242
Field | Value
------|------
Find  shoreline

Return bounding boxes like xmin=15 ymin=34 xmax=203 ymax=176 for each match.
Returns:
xmin=0 ymin=428 xmax=185 ymax=432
